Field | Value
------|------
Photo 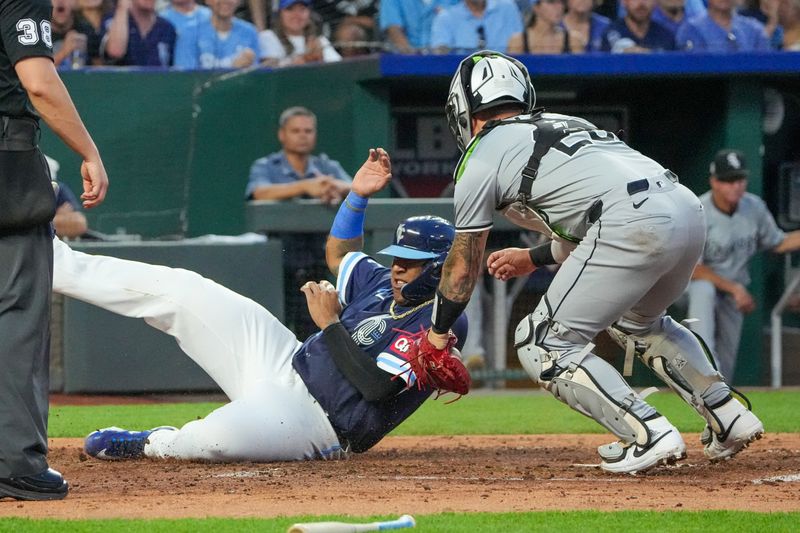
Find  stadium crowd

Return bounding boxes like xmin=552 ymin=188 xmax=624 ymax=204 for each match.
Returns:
xmin=50 ymin=0 xmax=800 ymax=70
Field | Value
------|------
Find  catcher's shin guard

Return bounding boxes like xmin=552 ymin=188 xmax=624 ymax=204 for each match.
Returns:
xmin=515 ymin=312 xmax=654 ymax=445
xmin=607 ymin=315 xmax=732 ymax=434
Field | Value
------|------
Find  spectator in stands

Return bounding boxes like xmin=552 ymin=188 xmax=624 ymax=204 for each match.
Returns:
xmin=260 ymin=0 xmax=342 ymax=66
xmin=78 ymin=0 xmax=111 ymax=34
xmin=651 ymin=0 xmax=690 ymax=34
xmin=51 ymin=0 xmax=98 ymax=68
xmin=245 ymin=106 xmax=351 ymax=338
xmin=194 ymin=0 xmax=261 ymax=69
xmin=676 ymin=0 xmax=771 ymax=51
xmin=45 ymin=156 xmax=89 ymax=239
xmin=430 ymin=0 xmax=523 ymax=53
xmin=379 ymin=0 xmax=460 ymax=53
xmin=103 ymin=0 xmax=177 ymax=66
xmin=687 ymin=149 xmax=800 ymax=382
xmin=243 ymin=0 xmax=269 ymax=31
xmin=780 ymin=0 xmax=800 ymax=49
xmin=508 ymin=0 xmax=584 ymax=53
xmin=313 ymin=0 xmax=380 ymax=44
xmin=333 ymin=21 xmax=374 ymax=57
xmin=740 ymin=0 xmax=784 ymax=49
xmin=600 ymin=0 xmax=675 ymax=52
xmin=562 ymin=0 xmax=611 ymax=52
xmin=246 ymin=106 xmax=351 ymax=202
xmin=160 ymin=0 xmax=212 ymax=69
xmin=77 ymin=0 xmax=112 ymax=65
xmin=615 ymin=0 xmax=706 ymax=18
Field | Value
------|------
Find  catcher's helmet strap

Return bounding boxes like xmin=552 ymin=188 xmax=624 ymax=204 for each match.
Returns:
xmin=480 ymin=113 xmax=592 ymax=199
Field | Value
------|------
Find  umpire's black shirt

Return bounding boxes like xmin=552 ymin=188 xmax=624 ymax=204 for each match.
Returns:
xmin=0 ymin=0 xmax=54 ymax=119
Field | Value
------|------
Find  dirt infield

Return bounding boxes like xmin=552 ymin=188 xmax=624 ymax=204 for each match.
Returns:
xmin=1 ymin=433 xmax=798 ymax=519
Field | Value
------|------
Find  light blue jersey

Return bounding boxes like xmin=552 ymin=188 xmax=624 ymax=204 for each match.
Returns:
xmin=196 ymin=18 xmax=260 ymax=69
xmin=430 ymin=0 xmax=523 ymax=53
xmin=379 ymin=0 xmax=460 ymax=50
xmin=160 ymin=5 xmax=211 ymax=69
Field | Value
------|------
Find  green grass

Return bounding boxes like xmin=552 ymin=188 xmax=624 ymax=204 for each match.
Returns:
xmin=49 ymin=390 xmax=800 ymax=438
xmin=2 ymin=511 xmax=799 ymax=532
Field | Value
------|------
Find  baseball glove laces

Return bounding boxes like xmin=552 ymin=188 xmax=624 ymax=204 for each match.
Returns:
xmin=394 ymin=326 xmax=471 ymax=403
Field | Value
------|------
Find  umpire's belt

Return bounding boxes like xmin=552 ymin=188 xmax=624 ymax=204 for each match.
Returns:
xmin=626 ymin=170 xmax=679 ymax=196
xmin=0 ymin=115 xmax=41 ymax=151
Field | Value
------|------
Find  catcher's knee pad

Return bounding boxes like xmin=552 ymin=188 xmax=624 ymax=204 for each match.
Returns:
xmin=514 ymin=308 xmax=557 ymax=385
xmin=608 ymin=316 xmax=730 ymax=429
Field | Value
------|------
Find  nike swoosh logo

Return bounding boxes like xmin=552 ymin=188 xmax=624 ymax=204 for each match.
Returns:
xmin=633 ymin=198 xmax=648 ymax=209
xmin=716 ymin=414 xmax=741 ymax=442
xmin=632 ymin=430 xmax=673 ymax=458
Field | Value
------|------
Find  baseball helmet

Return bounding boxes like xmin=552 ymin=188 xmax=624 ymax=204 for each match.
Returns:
xmin=445 ymin=50 xmax=536 ymax=152
xmin=378 ymin=215 xmax=455 ymax=260
xmin=379 ymin=216 xmax=455 ymax=304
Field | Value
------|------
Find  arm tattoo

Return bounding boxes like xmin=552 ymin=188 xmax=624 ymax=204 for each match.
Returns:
xmin=440 ymin=230 xmax=488 ymax=301
xmin=326 ymin=235 xmax=363 ymax=276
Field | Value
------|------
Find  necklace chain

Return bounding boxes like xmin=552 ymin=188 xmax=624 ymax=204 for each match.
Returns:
xmin=389 ymin=299 xmax=433 ymax=320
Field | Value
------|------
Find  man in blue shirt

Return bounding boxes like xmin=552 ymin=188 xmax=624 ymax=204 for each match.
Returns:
xmin=676 ymin=0 xmax=770 ymax=51
xmin=379 ymin=0 xmax=460 ymax=53
xmin=430 ymin=0 xmax=523 ymax=53
xmin=246 ymin=107 xmax=351 ymax=202
xmin=601 ymin=0 xmax=675 ymax=52
xmin=160 ymin=0 xmax=212 ymax=69
xmin=195 ymin=0 xmax=261 ymax=68
xmin=103 ymin=0 xmax=177 ymax=66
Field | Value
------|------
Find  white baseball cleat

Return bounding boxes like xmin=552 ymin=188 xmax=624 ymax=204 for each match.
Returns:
xmin=598 ymin=416 xmax=686 ymax=474
xmin=702 ymin=398 xmax=764 ymax=462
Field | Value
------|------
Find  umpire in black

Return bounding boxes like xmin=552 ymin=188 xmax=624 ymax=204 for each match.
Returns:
xmin=0 ymin=0 xmax=108 ymax=500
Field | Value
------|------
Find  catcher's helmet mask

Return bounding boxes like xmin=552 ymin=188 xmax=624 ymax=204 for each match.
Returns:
xmin=446 ymin=50 xmax=536 ymax=152
xmin=378 ymin=216 xmax=455 ymax=305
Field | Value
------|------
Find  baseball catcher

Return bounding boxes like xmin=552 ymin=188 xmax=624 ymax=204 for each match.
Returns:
xmin=420 ymin=50 xmax=763 ymax=474
xmin=57 ymin=148 xmax=469 ymax=462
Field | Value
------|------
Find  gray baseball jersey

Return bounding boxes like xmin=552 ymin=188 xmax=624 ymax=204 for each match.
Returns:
xmin=454 ymin=113 xmax=665 ymax=239
xmin=698 ymin=191 xmax=785 ymax=286
xmin=452 ymin=111 xmax=717 ymax=434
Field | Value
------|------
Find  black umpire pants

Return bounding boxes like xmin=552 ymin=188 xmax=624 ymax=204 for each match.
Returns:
xmin=0 ymin=225 xmax=53 ymax=477
xmin=0 ymin=117 xmax=57 ymax=478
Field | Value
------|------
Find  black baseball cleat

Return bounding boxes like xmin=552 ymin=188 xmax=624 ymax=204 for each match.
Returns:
xmin=0 ymin=468 xmax=69 ymax=501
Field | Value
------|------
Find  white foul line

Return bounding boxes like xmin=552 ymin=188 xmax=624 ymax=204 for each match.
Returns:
xmin=752 ymin=473 xmax=800 ymax=485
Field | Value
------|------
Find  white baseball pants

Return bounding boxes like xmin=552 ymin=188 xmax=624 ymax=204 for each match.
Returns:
xmin=52 ymin=238 xmax=343 ymax=462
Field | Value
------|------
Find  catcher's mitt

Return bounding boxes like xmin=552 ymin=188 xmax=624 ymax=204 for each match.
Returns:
xmin=401 ymin=327 xmax=471 ymax=402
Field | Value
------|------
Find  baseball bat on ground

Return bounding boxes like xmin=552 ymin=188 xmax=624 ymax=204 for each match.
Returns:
xmin=287 ymin=514 xmax=416 ymax=533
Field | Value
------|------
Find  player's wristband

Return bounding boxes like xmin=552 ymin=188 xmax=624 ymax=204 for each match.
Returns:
xmin=528 ymin=242 xmax=557 ymax=267
xmin=330 ymin=192 xmax=368 ymax=239
xmin=432 ymin=289 xmax=468 ymax=335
